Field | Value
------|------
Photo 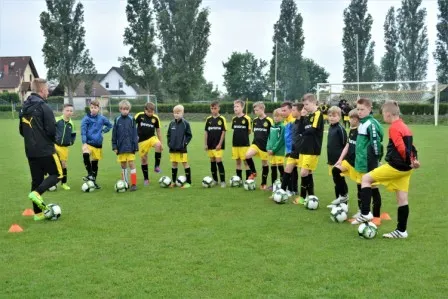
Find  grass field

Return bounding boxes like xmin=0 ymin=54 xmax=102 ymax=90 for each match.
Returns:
xmin=1 ymin=119 xmax=447 ymax=298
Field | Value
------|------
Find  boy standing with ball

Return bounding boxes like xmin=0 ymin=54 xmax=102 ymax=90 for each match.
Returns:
xmin=266 ymin=108 xmax=285 ymax=189
xmin=55 ymin=104 xmax=76 ymax=190
xmin=231 ymin=99 xmax=252 ymax=181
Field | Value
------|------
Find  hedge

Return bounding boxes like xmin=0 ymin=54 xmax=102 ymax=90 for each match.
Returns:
xmin=46 ymin=96 xmax=64 ymax=104
xmin=0 ymin=92 xmax=20 ymax=104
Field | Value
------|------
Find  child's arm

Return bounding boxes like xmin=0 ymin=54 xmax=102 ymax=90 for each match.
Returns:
xmin=338 ymin=125 xmax=347 ymax=148
xmin=185 ymin=121 xmax=193 ymax=146
xmin=369 ymin=124 xmax=383 ymax=160
xmin=204 ymin=131 xmax=208 ymax=151
xmin=81 ymin=117 xmax=88 ymax=145
xmin=335 ymin=143 xmax=349 ymax=165
xmin=216 ymin=117 xmax=227 ymax=150
xmin=272 ymin=125 xmax=285 ymax=153
xmin=102 ymin=116 xmax=113 ymax=133
xmin=133 ymin=119 xmax=139 ymax=153
xmin=111 ymin=118 xmax=118 ymax=153
xmin=166 ymin=122 xmax=171 ymax=148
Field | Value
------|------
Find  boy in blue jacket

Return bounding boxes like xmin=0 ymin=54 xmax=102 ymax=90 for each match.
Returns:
xmin=112 ymin=100 xmax=139 ymax=191
xmin=81 ymin=99 xmax=112 ymax=189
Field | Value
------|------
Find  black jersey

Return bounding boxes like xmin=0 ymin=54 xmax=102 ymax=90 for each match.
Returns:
xmin=327 ymin=123 xmax=347 ymax=165
xmin=205 ymin=115 xmax=227 ymax=149
xmin=252 ymin=116 xmax=273 ymax=152
xmin=232 ymin=114 xmax=251 ymax=147
xmin=346 ymin=128 xmax=358 ymax=167
xmin=134 ymin=112 xmax=160 ymax=142
xmin=299 ymin=109 xmax=324 ymax=155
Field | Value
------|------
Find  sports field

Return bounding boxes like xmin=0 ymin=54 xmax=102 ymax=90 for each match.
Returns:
xmin=1 ymin=119 xmax=447 ymax=298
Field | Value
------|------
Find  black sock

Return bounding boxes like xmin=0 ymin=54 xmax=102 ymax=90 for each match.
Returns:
xmin=141 ymin=164 xmax=149 ymax=180
xmin=91 ymin=160 xmax=98 ymax=180
xmin=397 ymin=205 xmax=409 ymax=232
xmin=236 ymin=169 xmax=243 ymax=180
xmin=185 ymin=167 xmax=191 ymax=184
xmin=300 ymin=176 xmax=308 ymax=198
xmin=61 ymin=168 xmax=67 ymax=184
xmin=245 ymin=158 xmax=256 ymax=174
xmin=172 ymin=168 xmax=178 ymax=182
xmin=83 ymin=153 xmax=92 ymax=176
xmin=281 ymin=172 xmax=291 ymax=191
xmin=217 ymin=162 xmax=225 ymax=182
xmin=357 ymin=184 xmax=362 ymax=209
xmin=334 ymin=186 xmax=339 ymax=199
xmin=271 ymin=166 xmax=278 ymax=185
xmin=245 ymin=169 xmax=251 ymax=180
xmin=332 ymin=167 xmax=348 ymax=197
xmin=261 ymin=165 xmax=269 ymax=185
xmin=155 ymin=152 xmax=162 ymax=168
xmin=210 ymin=161 xmax=218 ymax=182
xmin=360 ymin=187 xmax=372 ymax=215
xmin=278 ymin=165 xmax=284 ymax=178
xmin=292 ymin=167 xmax=298 ymax=193
xmin=372 ymin=188 xmax=382 ymax=218
xmin=307 ymin=174 xmax=315 ymax=196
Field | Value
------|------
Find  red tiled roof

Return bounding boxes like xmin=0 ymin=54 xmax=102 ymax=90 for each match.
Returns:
xmin=0 ymin=56 xmax=39 ymax=89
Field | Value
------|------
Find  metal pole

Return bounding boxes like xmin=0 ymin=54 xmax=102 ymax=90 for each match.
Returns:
xmin=356 ymin=34 xmax=360 ymax=99
xmin=435 ymin=81 xmax=439 ymax=126
xmin=274 ymin=41 xmax=278 ymax=103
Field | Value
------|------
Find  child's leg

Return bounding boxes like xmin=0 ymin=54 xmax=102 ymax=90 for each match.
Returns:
xmin=82 ymin=145 xmax=92 ymax=177
xmin=396 ymin=191 xmax=409 ymax=233
xmin=261 ymin=159 xmax=269 ymax=187
xmin=281 ymin=163 xmax=294 ymax=191
xmin=171 ymin=162 xmax=178 ymax=183
xmin=121 ymin=162 xmax=128 ymax=183
xmin=216 ymin=157 xmax=225 ymax=183
xmin=91 ymin=160 xmax=99 ymax=180
xmin=371 ymin=187 xmax=382 ymax=218
xmin=332 ymin=166 xmax=348 ymax=199
xmin=60 ymin=160 xmax=68 ymax=185
xmin=271 ymin=164 xmax=278 ymax=185
xmin=183 ymin=162 xmax=191 ymax=184
xmin=351 ymin=173 xmax=376 ymax=224
xmin=129 ymin=161 xmax=137 ymax=186
xmin=154 ymin=141 xmax=162 ymax=172
xmin=141 ymin=153 xmax=149 ymax=182
xmin=291 ymin=166 xmax=298 ymax=193
xmin=300 ymin=168 xmax=310 ymax=198
xmin=278 ymin=164 xmax=285 ymax=179
xmin=210 ymin=157 xmax=218 ymax=182
xmin=245 ymin=149 xmax=257 ymax=175
xmin=235 ymin=159 xmax=242 ymax=180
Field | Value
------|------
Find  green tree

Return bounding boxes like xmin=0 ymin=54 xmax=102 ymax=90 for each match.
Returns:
xmin=270 ymin=0 xmax=308 ymax=101
xmin=223 ymin=51 xmax=268 ymax=101
xmin=40 ymin=0 xmax=96 ymax=104
xmin=434 ymin=0 xmax=448 ymax=83
xmin=191 ymin=77 xmax=220 ymax=102
xmin=303 ymin=58 xmax=330 ymax=93
xmin=397 ymin=0 xmax=428 ymax=85
xmin=120 ymin=0 xmax=159 ymax=95
xmin=381 ymin=7 xmax=399 ymax=82
xmin=342 ymin=0 xmax=377 ymax=84
xmin=154 ymin=0 xmax=210 ymax=102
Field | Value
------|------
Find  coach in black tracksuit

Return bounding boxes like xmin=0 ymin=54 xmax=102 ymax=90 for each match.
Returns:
xmin=19 ymin=79 xmax=62 ymax=214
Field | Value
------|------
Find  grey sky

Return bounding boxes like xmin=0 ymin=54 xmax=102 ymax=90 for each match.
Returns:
xmin=0 ymin=0 xmax=439 ymax=92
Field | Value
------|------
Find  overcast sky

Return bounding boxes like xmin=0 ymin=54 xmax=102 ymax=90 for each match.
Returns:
xmin=0 ymin=0 xmax=440 ymax=92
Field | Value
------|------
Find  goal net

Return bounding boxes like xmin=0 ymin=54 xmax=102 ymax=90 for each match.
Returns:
xmin=100 ymin=94 xmax=158 ymax=120
xmin=316 ymin=80 xmax=441 ymax=126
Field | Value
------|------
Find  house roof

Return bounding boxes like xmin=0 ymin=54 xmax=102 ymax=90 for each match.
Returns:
xmin=108 ymin=90 xmax=126 ymax=95
xmin=101 ymin=66 xmax=148 ymax=95
xmin=73 ymin=80 xmax=110 ymax=97
xmin=0 ymin=56 xmax=39 ymax=89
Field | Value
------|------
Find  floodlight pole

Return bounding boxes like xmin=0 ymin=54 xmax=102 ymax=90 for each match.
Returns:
xmin=355 ymin=34 xmax=360 ymax=99
xmin=274 ymin=41 xmax=278 ymax=103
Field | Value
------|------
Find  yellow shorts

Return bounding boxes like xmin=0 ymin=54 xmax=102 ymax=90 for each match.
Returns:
xmin=139 ymin=136 xmax=160 ymax=156
xmin=344 ymin=116 xmax=349 ymax=121
xmin=232 ymin=146 xmax=248 ymax=160
xmin=248 ymin=144 xmax=269 ymax=161
xmin=207 ymin=150 xmax=223 ymax=159
xmin=87 ymin=145 xmax=102 ymax=160
xmin=323 ymin=115 xmax=328 ymax=120
xmin=117 ymin=153 xmax=136 ymax=163
xmin=299 ymin=155 xmax=319 ymax=171
xmin=339 ymin=160 xmax=359 ymax=182
xmin=55 ymin=145 xmax=69 ymax=161
xmin=370 ymin=163 xmax=413 ymax=192
xmin=270 ymin=155 xmax=284 ymax=165
xmin=170 ymin=153 xmax=188 ymax=163
xmin=286 ymin=157 xmax=301 ymax=166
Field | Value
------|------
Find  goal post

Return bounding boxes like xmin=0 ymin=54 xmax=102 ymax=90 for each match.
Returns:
xmin=316 ymin=80 xmax=440 ymax=126
xmin=100 ymin=94 xmax=158 ymax=120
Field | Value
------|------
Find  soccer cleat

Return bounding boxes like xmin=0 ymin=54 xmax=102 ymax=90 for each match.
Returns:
xmin=383 ymin=230 xmax=408 ymax=239
xmin=260 ymin=184 xmax=267 ymax=191
xmin=292 ymin=197 xmax=305 ymax=205
xmin=28 ymin=191 xmax=47 ymax=211
xmin=181 ymin=183 xmax=191 ymax=189
xmin=33 ymin=212 xmax=46 ymax=221
xmin=93 ymin=182 xmax=101 ymax=189
xmin=60 ymin=183 xmax=71 ymax=190
xmin=372 ymin=217 xmax=382 ymax=226
xmin=82 ymin=175 xmax=95 ymax=182
xmin=351 ymin=212 xmax=373 ymax=225
xmin=144 ymin=180 xmax=149 ymax=186
xmin=351 ymin=210 xmax=361 ymax=219
xmin=248 ymin=173 xmax=257 ymax=180
xmin=220 ymin=182 xmax=226 ymax=188
xmin=329 ymin=195 xmax=348 ymax=206
xmin=130 ymin=185 xmax=137 ymax=192
xmin=154 ymin=166 xmax=161 ymax=174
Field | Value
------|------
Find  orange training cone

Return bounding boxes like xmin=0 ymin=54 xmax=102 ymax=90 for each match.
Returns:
xmin=22 ymin=209 xmax=34 ymax=216
xmin=380 ymin=212 xmax=392 ymax=220
xmin=8 ymin=224 xmax=23 ymax=233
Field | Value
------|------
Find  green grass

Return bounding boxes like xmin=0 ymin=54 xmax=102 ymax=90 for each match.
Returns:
xmin=0 ymin=119 xmax=447 ymax=298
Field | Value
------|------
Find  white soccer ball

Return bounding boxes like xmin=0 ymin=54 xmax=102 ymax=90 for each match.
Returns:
xmin=272 ymin=179 xmax=282 ymax=192
xmin=338 ymin=203 xmax=349 ymax=213
xmin=273 ymin=189 xmax=288 ymax=204
xmin=304 ymin=195 xmax=319 ymax=210
xmin=243 ymin=179 xmax=256 ymax=191
xmin=358 ymin=222 xmax=378 ymax=239
xmin=176 ymin=175 xmax=187 ymax=187
xmin=81 ymin=180 xmax=96 ymax=192
xmin=114 ymin=180 xmax=128 ymax=193
xmin=44 ymin=203 xmax=61 ymax=221
xmin=202 ymin=176 xmax=214 ymax=188
xmin=159 ymin=176 xmax=172 ymax=188
xmin=48 ymin=185 xmax=57 ymax=192
xmin=330 ymin=206 xmax=348 ymax=223
xmin=229 ymin=175 xmax=242 ymax=187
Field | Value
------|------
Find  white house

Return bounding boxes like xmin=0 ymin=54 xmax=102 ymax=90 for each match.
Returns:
xmin=63 ymin=81 xmax=110 ymax=111
xmin=98 ymin=67 xmax=146 ymax=96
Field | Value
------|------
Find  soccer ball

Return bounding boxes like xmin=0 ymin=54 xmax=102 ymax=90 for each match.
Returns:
xmin=48 ymin=185 xmax=57 ymax=192
xmin=44 ymin=203 xmax=61 ymax=221
xmin=338 ymin=202 xmax=349 ymax=213
xmin=304 ymin=195 xmax=319 ymax=210
xmin=81 ymin=180 xmax=96 ymax=192
xmin=159 ymin=176 xmax=172 ymax=188
xmin=176 ymin=176 xmax=187 ymax=187
xmin=330 ymin=206 xmax=348 ymax=223
xmin=229 ymin=175 xmax=242 ymax=187
xmin=273 ymin=189 xmax=288 ymax=204
xmin=243 ymin=179 xmax=256 ymax=191
xmin=114 ymin=180 xmax=128 ymax=193
xmin=358 ymin=222 xmax=378 ymax=239
xmin=202 ymin=176 xmax=214 ymax=188
xmin=272 ymin=179 xmax=282 ymax=192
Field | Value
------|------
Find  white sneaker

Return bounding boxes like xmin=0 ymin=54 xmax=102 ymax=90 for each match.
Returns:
xmin=220 ymin=182 xmax=226 ymax=188
xmin=351 ymin=212 xmax=373 ymax=225
xmin=330 ymin=195 xmax=348 ymax=205
xmin=351 ymin=210 xmax=361 ymax=219
xmin=383 ymin=230 xmax=408 ymax=239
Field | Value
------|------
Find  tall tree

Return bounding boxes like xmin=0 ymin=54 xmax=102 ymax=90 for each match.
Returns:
xmin=434 ymin=0 xmax=448 ymax=83
xmin=40 ymin=0 xmax=96 ymax=104
xmin=270 ymin=0 xmax=308 ymax=101
xmin=154 ymin=0 xmax=210 ymax=102
xmin=397 ymin=0 xmax=428 ymax=85
xmin=381 ymin=7 xmax=399 ymax=82
xmin=223 ymin=51 xmax=269 ymax=101
xmin=303 ymin=58 xmax=330 ymax=92
xmin=120 ymin=0 xmax=159 ymax=95
xmin=342 ymin=0 xmax=377 ymax=84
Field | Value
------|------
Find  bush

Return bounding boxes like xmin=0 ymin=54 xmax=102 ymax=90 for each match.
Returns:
xmin=46 ymin=96 xmax=64 ymax=104
xmin=0 ymin=92 xmax=20 ymax=104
